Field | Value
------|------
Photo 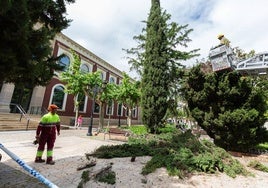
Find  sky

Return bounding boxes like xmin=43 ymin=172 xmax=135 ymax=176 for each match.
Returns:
xmin=63 ymin=0 xmax=268 ymax=79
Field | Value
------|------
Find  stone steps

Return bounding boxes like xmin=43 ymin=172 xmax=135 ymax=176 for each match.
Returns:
xmin=0 ymin=113 xmax=40 ymax=131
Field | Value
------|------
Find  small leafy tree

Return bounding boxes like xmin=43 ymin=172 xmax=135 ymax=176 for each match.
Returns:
xmin=83 ymin=72 xmax=104 ymax=129
xmin=182 ymin=65 xmax=268 ymax=152
xmin=116 ymin=73 xmax=140 ymax=127
xmin=95 ymin=81 xmax=118 ymax=129
xmin=60 ymin=51 xmax=108 ymax=128
xmin=101 ymin=83 xmax=117 ymax=128
xmin=60 ymin=51 xmax=91 ymax=126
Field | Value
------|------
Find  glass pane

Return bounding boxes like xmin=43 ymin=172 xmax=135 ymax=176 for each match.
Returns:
xmin=59 ymin=55 xmax=70 ymax=71
xmin=52 ymin=86 xmax=65 ymax=109
xmin=94 ymin=102 xmax=99 ymax=113
xmin=117 ymin=103 xmax=122 ymax=116
xmin=106 ymin=104 xmax=113 ymax=115
xmin=78 ymin=94 xmax=85 ymax=111
xmin=109 ymin=77 xmax=115 ymax=83
xmin=80 ymin=64 xmax=89 ymax=73
xmin=100 ymin=72 xmax=104 ymax=80
xmin=132 ymin=108 xmax=137 ymax=118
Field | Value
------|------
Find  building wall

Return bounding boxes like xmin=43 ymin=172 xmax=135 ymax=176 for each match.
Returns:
xmin=43 ymin=33 xmax=141 ymax=125
xmin=0 ymin=32 xmax=142 ymax=126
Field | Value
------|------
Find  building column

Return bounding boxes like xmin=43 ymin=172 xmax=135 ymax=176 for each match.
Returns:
xmin=0 ymin=83 xmax=15 ymax=112
xmin=28 ymin=86 xmax=46 ymax=114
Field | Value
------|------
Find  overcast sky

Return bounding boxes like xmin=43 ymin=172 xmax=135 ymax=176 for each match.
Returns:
xmin=63 ymin=0 xmax=268 ymax=79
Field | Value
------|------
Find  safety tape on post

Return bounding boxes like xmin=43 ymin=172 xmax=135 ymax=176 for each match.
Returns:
xmin=0 ymin=143 xmax=58 ymax=188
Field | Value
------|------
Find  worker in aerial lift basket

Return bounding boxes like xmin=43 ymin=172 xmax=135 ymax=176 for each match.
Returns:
xmin=217 ymin=34 xmax=230 ymax=47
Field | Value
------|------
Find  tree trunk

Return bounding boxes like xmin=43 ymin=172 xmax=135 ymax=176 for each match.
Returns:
xmin=74 ymin=95 xmax=79 ymax=127
xmin=99 ymin=102 xmax=105 ymax=129
xmin=127 ymin=108 xmax=132 ymax=127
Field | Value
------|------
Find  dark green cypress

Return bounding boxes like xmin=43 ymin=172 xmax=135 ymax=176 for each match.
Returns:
xmin=141 ymin=0 xmax=169 ymax=133
xmin=183 ymin=65 xmax=268 ymax=152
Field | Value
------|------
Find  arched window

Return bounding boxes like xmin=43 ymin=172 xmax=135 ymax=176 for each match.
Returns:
xmin=100 ymin=72 xmax=104 ymax=80
xmin=58 ymin=54 xmax=70 ymax=71
xmin=109 ymin=77 xmax=115 ymax=83
xmin=80 ymin=64 xmax=89 ymax=73
xmin=77 ymin=93 xmax=86 ymax=112
xmin=117 ymin=103 xmax=123 ymax=116
xmin=51 ymin=85 xmax=66 ymax=110
xmin=93 ymin=102 xmax=100 ymax=114
xmin=132 ymin=107 xmax=137 ymax=118
xmin=106 ymin=102 xmax=114 ymax=115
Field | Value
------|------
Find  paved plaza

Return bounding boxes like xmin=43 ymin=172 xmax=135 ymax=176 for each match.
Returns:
xmin=0 ymin=128 xmax=120 ymax=187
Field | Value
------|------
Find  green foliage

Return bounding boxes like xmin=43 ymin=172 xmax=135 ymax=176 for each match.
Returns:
xmin=158 ymin=124 xmax=177 ymax=133
xmin=60 ymin=53 xmax=105 ymax=125
xmin=78 ymin=167 xmax=116 ymax=186
xmin=223 ymin=158 xmax=249 ymax=178
xmin=115 ymin=73 xmax=141 ymax=126
xmin=125 ymin=0 xmax=198 ymax=133
xmin=0 ymin=0 xmax=75 ymax=86
xmin=87 ymin=144 xmax=153 ymax=159
xmin=182 ymin=65 xmax=268 ymax=152
xmin=87 ymin=130 xmax=249 ymax=179
xmin=97 ymin=171 xmax=116 ymax=185
xmin=81 ymin=170 xmax=90 ymax=182
xmin=248 ymin=160 xmax=268 ymax=172
xmin=141 ymin=153 xmax=166 ymax=175
xmin=78 ymin=170 xmax=90 ymax=188
xmin=141 ymin=0 xmax=170 ymax=133
xmin=256 ymin=142 xmax=268 ymax=150
xmin=129 ymin=125 xmax=147 ymax=135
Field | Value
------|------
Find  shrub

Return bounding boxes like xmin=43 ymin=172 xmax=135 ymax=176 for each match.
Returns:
xmin=182 ymin=67 xmax=268 ymax=152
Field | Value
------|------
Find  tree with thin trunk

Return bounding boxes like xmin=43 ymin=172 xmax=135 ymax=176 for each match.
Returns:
xmin=125 ymin=0 xmax=198 ymax=133
xmin=115 ymin=73 xmax=140 ymax=127
xmin=60 ymin=51 xmax=93 ymax=127
xmin=61 ymin=53 xmax=116 ymax=130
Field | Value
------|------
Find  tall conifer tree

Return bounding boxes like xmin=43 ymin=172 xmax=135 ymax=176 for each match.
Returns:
xmin=141 ymin=0 xmax=169 ymax=133
xmin=125 ymin=0 xmax=198 ymax=133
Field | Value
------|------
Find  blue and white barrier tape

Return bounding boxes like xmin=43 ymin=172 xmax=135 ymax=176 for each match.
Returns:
xmin=0 ymin=143 xmax=58 ymax=188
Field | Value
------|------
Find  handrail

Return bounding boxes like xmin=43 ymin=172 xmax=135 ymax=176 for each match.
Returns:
xmin=15 ymin=104 xmax=27 ymax=119
xmin=16 ymin=104 xmax=31 ymax=130
xmin=0 ymin=102 xmax=31 ymax=130
xmin=12 ymin=103 xmax=31 ymax=130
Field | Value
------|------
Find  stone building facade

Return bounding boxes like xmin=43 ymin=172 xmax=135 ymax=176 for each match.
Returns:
xmin=0 ymin=33 xmax=141 ymax=126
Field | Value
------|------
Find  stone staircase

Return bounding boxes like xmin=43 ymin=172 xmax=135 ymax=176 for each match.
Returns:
xmin=0 ymin=113 xmax=41 ymax=131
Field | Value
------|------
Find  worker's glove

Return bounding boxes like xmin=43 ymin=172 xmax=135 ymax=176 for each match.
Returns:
xmin=33 ymin=136 xmax=40 ymax=145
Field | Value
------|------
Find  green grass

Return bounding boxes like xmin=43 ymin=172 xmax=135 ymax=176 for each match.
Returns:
xmin=256 ymin=142 xmax=268 ymax=150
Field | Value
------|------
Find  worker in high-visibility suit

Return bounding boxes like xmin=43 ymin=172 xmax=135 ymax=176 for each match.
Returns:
xmin=218 ymin=34 xmax=230 ymax=46
xmin=35 ymin=104 xmax=60 ymax=165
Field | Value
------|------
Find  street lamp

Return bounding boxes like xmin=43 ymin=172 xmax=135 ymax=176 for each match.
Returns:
xmin=87 ymin=85 xmax=99 ymax=136
xmin=118 ymin=103 xmax=122 ymax=127
xmin=118 ymin=114 xmax=121 ymax=127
